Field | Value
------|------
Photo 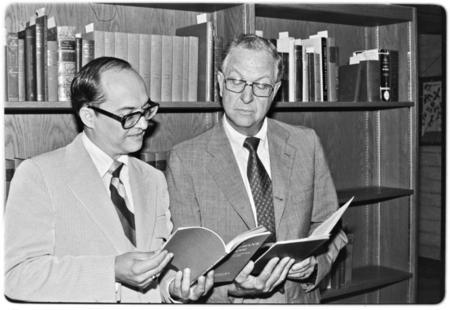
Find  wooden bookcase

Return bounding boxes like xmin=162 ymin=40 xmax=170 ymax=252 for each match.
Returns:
xmin=4 ymin=2 xmax=418 ymax=303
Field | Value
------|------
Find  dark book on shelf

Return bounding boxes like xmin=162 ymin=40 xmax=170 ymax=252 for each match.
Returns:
xmin=294 ymin=44 xmax=303 ymax=102
xmin=75 ymin=33 xmax=82 ymax=72
xmin=306 ymin=49 xmax=315 ymax=102
xmin=35 ymin=9 xmax=48 ymax=101
xmin=339 ymin=60 xmax=381 ymax=102
xmin=6 ymin=33 xmax=19 ymax=101
xmin=163 ymin=226 xmax=271 ymax=284
xmin=81 ymin=35 xmax=95 ymax=67
xmin=25 ymin=18 xmax=36 ymax=101
xmin=251 ymin=197 xmax=353 ymax=275
xmin=278 ymin=52 xmax=289 ymax=102
xmin=176 ymin=22 xmax=213 ymax=102
xmin=379 ymin=49 xmax=398 ymax=102
xmin=17 ymin=28 xmax=26 ymax=101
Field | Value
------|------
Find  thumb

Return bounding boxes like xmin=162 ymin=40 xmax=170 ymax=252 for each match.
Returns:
xmin=236 ymin=261 xmax=254 ymax=281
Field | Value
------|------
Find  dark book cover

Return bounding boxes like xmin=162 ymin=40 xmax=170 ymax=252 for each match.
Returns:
xmin=25 ymin=20 xmax=36 ymax=101
xmin=338 ymin=63 xmax=361 ymax=102
xmin=176 ymin=22 xmax=213 ymax=102
xmin=320 ymin=36 xmax=328 ymax=102
xmin=75 ymin=34 xmax=82 ymax=72
xmin=294 ymin=44 xmax=303 ymax=101
xmin=360 ymin=60 xmax=381 ymax=102
xmin=379 ymin=49 xmax=398 ymax=102
xmin=307 ymin=51 xmax=315 ymax=101
xmin=17 ymin=29 xmax=26 ymax=101
xmin=35 ymin=13 xmax=48 ymax=101
xmin=278 ymin=52 xmax=289 ymax=102
xmin=47 ymin=17 xmax=58 ymax=102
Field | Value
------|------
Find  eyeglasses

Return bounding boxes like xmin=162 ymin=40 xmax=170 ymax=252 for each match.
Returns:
xmin=87 ymin=99 xmax=159 ymax=129
xmin=224 ymin=78 xmax=275 ymax=97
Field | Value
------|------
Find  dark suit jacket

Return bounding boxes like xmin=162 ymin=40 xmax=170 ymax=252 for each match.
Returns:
xmin=166 ymin=118 xmax=347 ymax=303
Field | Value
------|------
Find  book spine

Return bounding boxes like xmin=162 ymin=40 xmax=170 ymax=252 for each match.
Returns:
xmin=294 ymin=44 xmax=303 ymax=102
xmin=18 ymin=30 xmax=26 ymax=101
xmin=307 ymin=51 xmax=315 ymax=102
xmin=127 ymin=32 xmax=140 ymax=71
xmin=81 ymin=38 xmax=94 ymax=67
xmin=181 ymin=37 xmax=190 ymax=101
xmin=320 ymin=37 xmax=328 ymax=102
xmin=25 ymin=23 xmax=36 ymax=101
xmin=279 ymin=52 xmax=289 ymax=102
xmin=187 ymin=36 xmax=198 ymax=102
xmin=104 ymin=31 xmax=115 ymax=57
xmin=114 ymin=31 xmax=127 ymax=60
xmin=288 ymin=39 xmax=296 ymax=102
xmin=93 ymin=31 xmax=105 ymax=58
xmin=150 ymin=34 xmax=162 ymax=101
xmin=171 ymin=36 xmax=184 ymax=102
xmin=47 ymin=23 xmax=58 ymax=102
xmin=302 ymin=45 xmax=308 ymax=102
xmin=327 ymin=45 xmax=338 ymax=102
xmin=57 ymin=26 xmax=76 ymax=101
xmin=6 ymin=33 xmax=19 ymax=101
xmin=75 ymin=34 xmax=82 ymax=72
xmin=161 ymin=35 xmax=173 ymax=102
xmin=314 ymin=53 xmax=321 ymax=101
xmin=138 ymin=34 xmax=151 ymax=98
xmin=35 ymin=15 xmax=47 ymax=101
xmin=213 ymin=36 xmax=223 ymax=103
xmin=205 ymin=24 xmax=213 ymax=102
xmin=379 ymin=50 xmax=398 ymax=102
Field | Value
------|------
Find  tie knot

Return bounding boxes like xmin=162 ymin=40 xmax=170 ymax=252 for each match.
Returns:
xmin=244 ymin=137 xmax=260 ymax=153
xmin=109 ymin=161 xmax=124 ymax=178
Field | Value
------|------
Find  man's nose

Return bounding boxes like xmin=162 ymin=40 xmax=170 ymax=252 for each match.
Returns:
xmin=240 ymin=84 xmax=254 ymax=104
xmin=135 ymin=114 xmax=148 ymax=130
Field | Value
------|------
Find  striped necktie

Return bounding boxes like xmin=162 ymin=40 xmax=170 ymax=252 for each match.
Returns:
xmin=244 ymin=137 xmax=276 ymax=242
xmin=109 ymin=161 xmax=136 ymax=246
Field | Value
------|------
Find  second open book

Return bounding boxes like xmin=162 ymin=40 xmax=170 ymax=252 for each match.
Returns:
xmin=162 ymin=196 xmax=354 ymax=283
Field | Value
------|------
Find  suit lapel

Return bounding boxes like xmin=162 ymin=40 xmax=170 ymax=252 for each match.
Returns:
xmin=129 ymin=160 xmax=156 ymax=251
xmin=65 ymin=134 xmax=133 ymax=253
xmin=206 ymin=124 xmax=256 ymax=229
xmin=267 ymin=120 xmax=296 ymax=230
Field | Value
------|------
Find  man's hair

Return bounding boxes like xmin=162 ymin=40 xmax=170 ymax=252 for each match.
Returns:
xmin=221 ymin=33 xmax=283 ymax=82
xmin=70 ymin=57 xmax=132 ymax=114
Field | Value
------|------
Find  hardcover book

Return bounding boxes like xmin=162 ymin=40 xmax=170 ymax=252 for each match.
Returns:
xmin=46 ymin=17 xmax=58 ymax=102
xmin=251 ymin=197 xmax=354 ymax=275
xmin=56 ymin=26 xmax=77 ymax=101
xmin=25 ymin=17 xmax=36 ymax=101
xmin=176 ymin=22 xmax=213 ymax=102
xmin=163 ymin=226 xmax=271 ymax=284
xmin=6 ymin=33 xmax=19 ymax=101
xmin=35 ymin=9 xmax=48 ymax=101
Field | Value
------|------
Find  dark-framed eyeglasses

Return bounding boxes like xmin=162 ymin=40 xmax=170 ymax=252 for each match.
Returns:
xmin=224 ymin=77 xmax=275 ymax=97
xmin=87 ymin=99 xmax=159 ymax=129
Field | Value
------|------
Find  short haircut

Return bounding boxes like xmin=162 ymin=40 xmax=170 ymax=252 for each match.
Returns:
xmin=70 ymin=57 xmax=132 ymax=114
xmin=221 ymin=33 xmax=283 ymax=82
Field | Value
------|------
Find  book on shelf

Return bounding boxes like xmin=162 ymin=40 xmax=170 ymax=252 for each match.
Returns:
xmin=251 ymin=196 xmax=354 ymax=275
xmin=17 ymin=27 xmax=26 ymax=101
xmin=339 ymin=60 xmax=383 ymax=102
xmin=150 ymin=34 xmax=162 ymax=101
xmin=171 ymin=36 xmax=184 ymax=102
xmin=176 ymin=21 xmax=213 ymax=102
xmin=35 ymin=8 xmax=48 ymax=101
xmin=56 ymin=25 xmax=77 ymax=101
xmin=127 ymin=32 xmax=139 ymax=71
xmin=83 ymin=23 xmax=105 ymax=59
xmin=6 ymin=32 xmax=19 ymax=101
xmin=138 ymin=33 xmax=151 ymax=95
xmin=160 ymin=35 xmax=173 ymax=102
xmin=277 ymin=32 xmax=295 ymax=102
xmin=25 ymin=16 xmax=36 ymax=101
xmin=114 ymin=31 xmax=128 ymax=61
xmin=306 ymin=48 xmax=316 ymax=102
xmin=104 ymin=31 xmax=115 ymax=57
xmin=181 ymin=37 xmax=190 ymax=101
xmin=75 ymin=33 xmax=82 ymax=72
xmin=349 ymin=49 xmax=398 ymax=102
xmin=162 ymin=225 xmax=271 ymax=284
xmin=303 ymin=34 xmax=326 ymax=102
xmin=186 ymin=36 xmax=199 ymax=102
xmin=81 ymin=32 xmax=95 ymax=67
xmin=213 ymin=35 xmax=224 ymax=103
xmin=46 ymin=16 xmax=58 ymax=102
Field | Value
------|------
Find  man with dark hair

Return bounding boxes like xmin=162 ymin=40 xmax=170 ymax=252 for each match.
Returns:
xmin=166 ymin=34 xmax=347 ymax=303
xmin=4 ymin=57 xmax=213 ymax=303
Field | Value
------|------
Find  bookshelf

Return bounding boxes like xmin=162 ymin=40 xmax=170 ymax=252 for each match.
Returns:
xmin=4 ymin=2 xmax=417 ymax=304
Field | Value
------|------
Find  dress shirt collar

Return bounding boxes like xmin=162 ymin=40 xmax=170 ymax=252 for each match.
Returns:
xmin=223 ymin=115 xmax=268 ymax=149
xmin=81 ymin=131 xmax=129 ymax=178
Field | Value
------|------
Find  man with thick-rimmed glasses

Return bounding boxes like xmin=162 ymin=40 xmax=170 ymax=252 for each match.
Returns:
xmin=167 ymin=34 xmax=347 ymax=303
xmin=4 ymin=57 xmax=213 ymax=303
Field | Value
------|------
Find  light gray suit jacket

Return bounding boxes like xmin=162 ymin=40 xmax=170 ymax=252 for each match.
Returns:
xmin=4 ymin=134 xmax=172 ymax=303
xmin=166 ymin=118 xmax=347 ymax=303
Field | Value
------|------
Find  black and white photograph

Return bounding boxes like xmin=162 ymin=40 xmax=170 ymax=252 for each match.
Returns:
xmin=1 ymin=0 xmax=446 ymax=307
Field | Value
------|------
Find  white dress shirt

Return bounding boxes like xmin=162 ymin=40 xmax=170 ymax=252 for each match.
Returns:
xmin=222 ymin=115 xmax=272 ymax=226
xmin=81 ymin=131 xmax=135 ymax=212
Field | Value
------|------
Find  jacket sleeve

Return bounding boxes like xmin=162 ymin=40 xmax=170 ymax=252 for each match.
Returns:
xmin=4 ymin=159 xmax=117 ymax=302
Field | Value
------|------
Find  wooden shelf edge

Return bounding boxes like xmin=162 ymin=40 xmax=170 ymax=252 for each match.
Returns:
xmin=337 ymin=186 xmax=414 ymax=206
xmin=321 ymin=265 xmax=412 ymax=301
xmin=4 ymin=101 xmax=414 ymax=113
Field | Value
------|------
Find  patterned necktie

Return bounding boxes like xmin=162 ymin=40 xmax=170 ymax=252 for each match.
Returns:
xmin=244 ymin=137 xmax=276 ymax=242
xmin=109 ymin=162 xmax=136 ymax=246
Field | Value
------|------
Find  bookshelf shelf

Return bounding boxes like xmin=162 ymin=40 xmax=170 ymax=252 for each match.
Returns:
xmin=336 ymin=186 xmax=414 ymax=206
xmin=4 ymin=101 xmax=414 ymax=113
xmin=321 ymin=265 xmax=412 ymax=302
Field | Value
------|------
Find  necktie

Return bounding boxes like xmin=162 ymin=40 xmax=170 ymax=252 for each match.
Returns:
xmin=244 ymin=137 xmax=276 ymax=242
xmin=109 ymin=162 xmax=136 ymax=246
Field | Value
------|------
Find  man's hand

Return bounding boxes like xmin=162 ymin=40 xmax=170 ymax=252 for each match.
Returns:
xmin=115 ymin=250 xmax=173 ymax=289
xmin=287 ymin=256 xmax=317 ymax=280
xmin=169 ymin=268 xmax=214 ymax=302
xmin=228 ymin=257 xmax=295 ymax=297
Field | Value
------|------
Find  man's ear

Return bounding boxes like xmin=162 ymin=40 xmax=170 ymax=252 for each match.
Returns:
xmin=79 ymin=106 xmax=95 ymax=129
xmin=271 ymin=81 xmax=282 ymax=101
xmin=217 ymin=71 xmax=224 ymax=97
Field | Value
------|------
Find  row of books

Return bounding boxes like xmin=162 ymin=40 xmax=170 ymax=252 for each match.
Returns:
xmin=5 ymin=8 xmax=222 ymax=103
xmin=339 ymin=49 xmax=399 ymax=102
xmin=269 ymin=30 xmax=339 ymax=102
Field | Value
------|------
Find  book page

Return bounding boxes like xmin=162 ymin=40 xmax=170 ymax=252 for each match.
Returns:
xmin=225 ymin=226 xmax=269 ymax=253
xmin=311 ymin=196 xmax=354 ymax=237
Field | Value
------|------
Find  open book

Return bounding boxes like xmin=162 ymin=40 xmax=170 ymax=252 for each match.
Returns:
xmin=162 ymin=225 xmax=271 ymax=283
xmin=251 ymin=196 xmax=354 ymax=275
